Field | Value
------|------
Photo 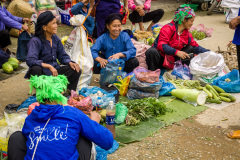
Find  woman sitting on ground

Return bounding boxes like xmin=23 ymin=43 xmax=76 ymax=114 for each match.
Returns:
xmin=145 ymin=7 xmax=209 ymax=71
xmin=25 ymin=11 xmax=81 ymax=91
xmin=8 ymin=75 xmax=113 ymax=160
xmin=0 ymin=30 xmax=11 ymax=68
xmin=128 ymin=0 xmax=164 ymax=31
xmin=91 ymin=13 xmax=139 ymax=73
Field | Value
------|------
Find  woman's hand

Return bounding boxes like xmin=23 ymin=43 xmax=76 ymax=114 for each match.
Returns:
xmin=22 ymin=25 xmax=28 ymax=31
xmin=96 ymin=57 xmax=108 ymax=68
xmin=49 ymin=66 xmax=58 ymax=76
xmin=69 ymin=62 xmax=81 ymax=72
xmin=22 ymin=18 xmax=30 ymax=23
xmin=135 ymin=6 xmax=145 ymax=16
xmin=229 ymin=16 xmax=240 ymax=30
xmin=108 ymin=53 xmax=125 ymax=60
xmin=176 ymin=51 xmax=190 ymax=59
xmin=89 ymin=111 xmax=101 ymax=123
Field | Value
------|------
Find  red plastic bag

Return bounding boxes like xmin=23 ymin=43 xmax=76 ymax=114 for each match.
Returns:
xmin=28 ymin=102 xmax=40 ymax=115
xmin=133 ymin=66 xmax=161 ymax=83
xmin=67 ymin=90 xmax=93 ymax=114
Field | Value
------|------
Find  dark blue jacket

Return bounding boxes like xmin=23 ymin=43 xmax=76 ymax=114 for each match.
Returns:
xmin=0 ymin=49 xmax=10 ymax=68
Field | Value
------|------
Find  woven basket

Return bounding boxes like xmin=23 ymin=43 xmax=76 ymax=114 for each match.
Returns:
xmin=7 ymin=0 xmax=34 ymax=37
xmin=217 ymin=43 xmax=238 ymax=71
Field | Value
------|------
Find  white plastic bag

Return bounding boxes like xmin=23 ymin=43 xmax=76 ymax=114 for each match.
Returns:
xmin=64 ymin=15 xmax=94 ymax=90
xmin=224 ymin=8 xmax=239 ymax=24
xmin=221 ymin=0 xmax=240 ymax=8
xmin=189 ymin=51 xmax=228 ymax=84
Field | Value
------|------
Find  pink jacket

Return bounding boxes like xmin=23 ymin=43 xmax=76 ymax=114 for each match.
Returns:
xmin=128 ymin=0 xmax=151 ymax=12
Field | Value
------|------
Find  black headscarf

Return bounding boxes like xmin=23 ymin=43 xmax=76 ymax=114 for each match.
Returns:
xmin=0 ymin=30 xmax=11 ymax=48
xmin=35 ymin=11 xmax=56 ymax=41
xmin=101 ymin=13 xmax=124 ymax=36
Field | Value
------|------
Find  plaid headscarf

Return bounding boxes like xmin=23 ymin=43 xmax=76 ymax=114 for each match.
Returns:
xmin=173 ymin=6 xmax=195 ymax=25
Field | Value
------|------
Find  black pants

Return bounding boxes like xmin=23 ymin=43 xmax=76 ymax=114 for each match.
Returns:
xmin=26 ymin=65 xmax=81 ymax=91
xmin=93 ymin=55 xmax=139 ymax=74
xmin=129 ymin=9 xmax=164 ymax=24
xmin=145 ymin=46 xmax=195 ymax=71
xmin=237 ymin=45 xmax=240 ymax=69
xmin=8 ymin=131 xmax=92 ymax=160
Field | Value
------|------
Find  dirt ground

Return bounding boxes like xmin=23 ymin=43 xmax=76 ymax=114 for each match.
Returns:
xmin=1 ymin=5 xmax=240 ymax=159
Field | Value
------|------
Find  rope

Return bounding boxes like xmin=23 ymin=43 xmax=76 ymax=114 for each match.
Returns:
xmin=165 ymin=97 xmax=176 ymax=105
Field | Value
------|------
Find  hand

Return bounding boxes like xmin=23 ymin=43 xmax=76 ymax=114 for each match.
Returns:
xmin=135 ymin=5 xmax=144 ymax=11
xmin=138 ymin=9 xmax=145 ymax=17
xmin=69 ymin=62 xmax=81 ymax=72
xmin=89 ymin=111 xmax=101 ymax=123
xmin=22 ymin=25 xmax=28 ymax=31
xmin=22 ymin=18 xmax=30 ymax=23
xmin=229 ymin=16 xmax=240 ymax=30
xmin=49 ymin=66 xmax=58 ymax=76
xmin=97 ymin=57 xmax=108 ymax=68
xmin=176 ymin=51 xmax=190 ymax=59
xmin=108 ymin=53 xmax=123 ymax=60
xmin=123 ymin=6 xmax=128 ymax=13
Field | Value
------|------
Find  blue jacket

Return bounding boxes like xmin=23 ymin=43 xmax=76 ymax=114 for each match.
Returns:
xmin=0 ymin=5 xmax=23 ymax=30
xmin=0 ymin=49 xmax=10 ymax=68
xmin=71 ymin=2 xmax=95 ymax=35
xmin=233 ymin=8 xmax=240 ymax=45
xmin=22 ymin=104 xmax=113 ymax=160
xmin=91 ymin=31 xmax=136 ymax=61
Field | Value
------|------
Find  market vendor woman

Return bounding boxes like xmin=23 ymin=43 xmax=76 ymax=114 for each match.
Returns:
xmin=145 ymin=7 xmax=209 ymax=70
xmin=91 ymin=13 xmax=139 ymax=73
xmin=25 ymin=11 xmax=81 ymax=91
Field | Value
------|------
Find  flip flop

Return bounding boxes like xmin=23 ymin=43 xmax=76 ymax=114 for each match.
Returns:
xmin=227 ymin=130 xmax=240 ymax=139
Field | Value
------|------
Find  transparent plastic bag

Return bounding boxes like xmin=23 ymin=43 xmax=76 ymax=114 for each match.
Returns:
xmin=68 ymin=90 xmax=93 ymax=114
xmin=99 ymin=59 xmax=125 ymax=85
xmin=159 ymin=77 xmax=176 ymax=96
xmin=212 ymin=69 xmax=240 ymax=93
xmin=129 ymin=76 xmax=163 ymax=93
xmin=114 ymin=76 xmax=131 ymax=96
xmin=115 ymin=103 xmax=128 ymax=124
xmin=127 ymin=89 xmax=159 ymax=99
xmin=133 ymin=66 xmax=160 ymax=83
xmin=171 ymin=60 xmax=192 ymax=80
xmin=79 ymin=87 xmax=117 ymax=108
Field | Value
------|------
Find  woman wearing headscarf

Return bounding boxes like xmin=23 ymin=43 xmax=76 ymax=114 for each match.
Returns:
xmin=8 ymin=75 xmax=113 ymax=160
xmin=145 ymin=7 xmax=209 ymax=70
xmin=25 ymin=11 xmax=81 ymax=91
xmin=91 ymin=13 xmax=139 ymax=73
xmin=0 ymin=29 xmax=11 ymax=68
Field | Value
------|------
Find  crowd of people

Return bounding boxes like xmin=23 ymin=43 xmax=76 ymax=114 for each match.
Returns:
xmin=0 ymin=0 xmax=240 ymax=159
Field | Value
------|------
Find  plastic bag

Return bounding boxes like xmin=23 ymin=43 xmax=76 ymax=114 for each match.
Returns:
xmin=133 ymin=66 xmax=160 ymax=83
xmin=189 ymin=51 xmax=227 ymax=84
xmin=67 ymin=90 xmax=93 ymax=114
xmin=115 ymin=103 xmax=128 ymax=124
xmin=17 ymin=96 xmax=37 ymax=111
xmin=159 ymin=77 xmax=176 ymax=96
xmin=212 ymin=69 xmax=240 ymax=93
xmin=114 ymin=76 xmax=131 ymax=96
xmin=171 ymin=60 xmax=192 ymax=80
xmin=127 ymin=89 xmax=159 ymax=99
xmin=95 ymin=140 xmax=119 ymax=160
xmin=129 ymin=76 xmax=163 ymax=93
xmin=99 ymin=59 xmax=125 ymax=85
xmin=221 ymin=0 xmax=240 ymax=8
xmin=79 ymin=87 xmax=117 ymax=108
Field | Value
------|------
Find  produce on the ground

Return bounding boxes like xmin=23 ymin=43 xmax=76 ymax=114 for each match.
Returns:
xmin=8 ymin=57 xmax=19 ymax=64
xmin=206 ymin=98 xmax=222 ymax=104
xmin=133 ymin=30 xmax=153 ymax=41
xmin=190 ymin=30 xmax=206 ymax=40
xmin=122 ymin=97 xmax=172 ymax=126
xmin=7 ymin=60 xmax=18 ymax=70
xmin=147 ymin=37 xmax=155 ymax=46
xmin=169 ymin=79 xmax=201 ymax=89
xmin=171 ymin=89 xmax=206 ymax=106
xmin=2 ymin=62 xmax=13 ymax=74
xmin=225 ymin=78 xmax=231 ymax=82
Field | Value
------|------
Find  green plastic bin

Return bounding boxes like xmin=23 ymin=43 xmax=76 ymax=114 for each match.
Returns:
xmin=180 ymin=4 xmax=199 ymax=11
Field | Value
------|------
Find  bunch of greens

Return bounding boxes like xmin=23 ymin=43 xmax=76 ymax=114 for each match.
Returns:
xmin=169 ymin=79 xmax=201 ymax=89
xmin=122 ymin=97 xmax=172 ymax=126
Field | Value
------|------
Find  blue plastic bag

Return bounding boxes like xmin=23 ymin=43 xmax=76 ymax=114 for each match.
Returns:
xmin=129 ymin=76 xmax=163 ymax=93
xmin=17 ymin=96 xmax=37 ymax=111
xmin=99 ymin=59 xmax=125 ymax=85
xmin=95 ymin=140 xmax=119 ymax=160
xmin=212 ymin=69 xmax=240 ymax=93
xmin=79 ymin=87 xmax=117 ymax=108
xmin=171 ymin=60 xmax=192 ymax=80
xmin=159 ymin=77 xmax=176 ymax=96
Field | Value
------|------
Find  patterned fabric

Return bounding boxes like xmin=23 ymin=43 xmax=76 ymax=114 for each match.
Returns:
xmin=173 ymin=6 xmax=195 ymax=25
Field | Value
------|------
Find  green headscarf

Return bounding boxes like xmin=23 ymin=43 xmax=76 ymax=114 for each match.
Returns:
xmin=173 ymin=6 xmax=195 ymax=25
xmin=29 ymin=75 xmax=69 ymax=105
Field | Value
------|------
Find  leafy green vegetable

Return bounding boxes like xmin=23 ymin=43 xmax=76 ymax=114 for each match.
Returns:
xmin=169 ymin=79 xmax=201 ymax=89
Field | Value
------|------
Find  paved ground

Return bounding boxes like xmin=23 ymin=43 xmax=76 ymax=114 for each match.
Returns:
xmin=1 ymin=2 xmax=240 ymax=159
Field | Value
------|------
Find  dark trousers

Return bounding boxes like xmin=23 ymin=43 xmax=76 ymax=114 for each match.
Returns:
xmin=145 ymin=46 xmax=195 ymax=71
xmin=8 ymin=131 xmax=92 ymax=160
xmin=129 ymin=9 xmax=164 ymax=24
xmin=93 ymin=56 xmax=139 ymax=74
xmin=27 ymin=65 xmax=81 ymax=91
xmin=237 ymin=45 xmax=240 ymax=69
